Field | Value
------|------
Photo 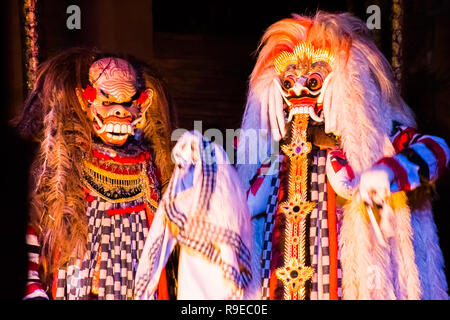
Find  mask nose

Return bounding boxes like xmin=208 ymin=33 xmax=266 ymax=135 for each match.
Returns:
xmin=292 ymin=83 xmax=309 ymax=96
xmin=107 ymin=105 xmax=131 ymax=118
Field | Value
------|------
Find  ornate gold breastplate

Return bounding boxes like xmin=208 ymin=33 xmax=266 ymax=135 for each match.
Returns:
xmin=82 ymin=145 xmax=159 ymax=208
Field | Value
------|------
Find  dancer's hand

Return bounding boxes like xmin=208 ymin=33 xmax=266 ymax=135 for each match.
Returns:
xmin=358 ymin=166 xmax=393 ymax=208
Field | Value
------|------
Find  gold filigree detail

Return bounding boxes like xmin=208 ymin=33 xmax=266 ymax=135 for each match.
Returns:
xmin=274 ymin=51 xmax=298 ymax=76
xmin=279 ymin=195 xmax=315 ymax=224
xmin=276 ymin=258 xmax=314 ymax=296
xmin=82 ymin=159 xmax=155 ymax=205
xmin=281 ymin=140 xmax=312 ymax=162
xmin=274 ymin=42 xmax=335 ymax=75
xmin=276 ymin=114 xmax=314 ymax=299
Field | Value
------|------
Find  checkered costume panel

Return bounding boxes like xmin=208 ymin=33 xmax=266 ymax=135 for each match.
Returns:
xmin=132 ymin=234 xmax=164 ymax=299
xmin=55 ymin=196 xmax=150 ymax=300
xmin=309 ymin=149 xmax=330 ymax=300
xmin=260 ymin=174 xmax=281 ymax=300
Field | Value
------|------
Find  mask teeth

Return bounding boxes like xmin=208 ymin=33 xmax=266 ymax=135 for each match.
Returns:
xmin=287 ymin=106 xmax=324 ymax=123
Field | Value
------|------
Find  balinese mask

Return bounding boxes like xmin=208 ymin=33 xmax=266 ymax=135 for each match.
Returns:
xmin=78 ymin=57 xmax=153 ymax=146
xmin=273 ymin=43 xmax=334 ymax=123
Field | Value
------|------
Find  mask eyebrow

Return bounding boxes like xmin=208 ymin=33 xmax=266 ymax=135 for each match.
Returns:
xmin=100 ymin=89 xmax=110 ymax=98
xmin=311 ymin=61 xmax=331 ymax=75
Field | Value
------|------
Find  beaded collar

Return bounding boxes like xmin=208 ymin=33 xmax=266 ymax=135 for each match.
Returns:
xmin=82 ymin=143 xmax=159 ymax=206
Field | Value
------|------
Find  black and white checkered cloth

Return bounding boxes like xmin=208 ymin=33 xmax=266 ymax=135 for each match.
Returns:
xmin=55 ymin=196 xmax=150 ymax=300
xmin=309 ymin=149 xmax=330 ymax=300
xmin=135 ymin=137 xmax=252 ymax=299
xmin=260 ymin=174 xmax=281 ymax=300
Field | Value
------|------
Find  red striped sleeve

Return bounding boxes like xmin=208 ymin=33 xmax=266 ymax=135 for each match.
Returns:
xmin=383 ymin=127 xmax=450 ymax=191
xmin=28 ymin=261 xmax=40 ymax=273
xmin=25 ymin=282 xmax=44 ymax=296
xmin=26 ymin=225 xmax=39 ymax=237
xmin=377 ymin=157 xmax=411 ymax=191
xmin=417 ymin=136 xmax=449 ymax=177
xmin=24 ymin=225 xmax=49 ymax=300
xmin=392 ymin=126 xmax=418 ymax=152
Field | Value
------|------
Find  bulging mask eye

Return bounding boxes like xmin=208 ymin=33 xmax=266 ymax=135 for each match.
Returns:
xmin=306 ymin=73 xmax=323 ymax=91
xmin=282 ymin=77 xmax=295 ymax=90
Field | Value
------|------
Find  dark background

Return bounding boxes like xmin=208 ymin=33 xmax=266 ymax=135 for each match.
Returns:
xmin=1 ymin=0 xmax=449 ymax=299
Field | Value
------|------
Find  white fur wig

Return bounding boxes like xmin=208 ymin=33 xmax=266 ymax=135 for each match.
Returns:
xmin=236 ymin=12 xmax=448 ymax=299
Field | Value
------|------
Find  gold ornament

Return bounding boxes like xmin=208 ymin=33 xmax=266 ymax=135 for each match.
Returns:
xmin=274 ymin=42 xmax=335 ymax=75
xmin=276 ymin=258 xmax=314 ymax=295
xmin=276 ymin=114 xmax=314 ymax=300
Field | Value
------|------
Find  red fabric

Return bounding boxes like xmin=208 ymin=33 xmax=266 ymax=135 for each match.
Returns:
xmin=250 ymin=176 xmax=265 ymax=196
xmin=92 ymin=149 xmax=150 ymax=165
xmin=107 ymin=203 xmax=147 ymax=216
xmin=27 ymin=225 xmax=39 ymax=237
xmin=154 ymin=167 xmax=162 ymax=185
xmin=249 ymin=162 xmax=272 ymax=196
xmin=346 ymin=164 xmax=355 ymax=181
xmin=25 ymin=282 xmax=44 ymax=295
xmin=419 ymin=137 xmax=448 ymax=177
xmin=52 ymin=271 xmax=58 ymax=300
xmin=326 ymin=178 xmax=338 ymax=300
xmin=329 ymin=150 xmax=355 ymax=181
xmin=92 ymin=160 xmax=141 ymax=175
xmin=330 ymin=157 xmax=345 ymax=173
xmin=157 ymin=267 xmax=170 ymax=300
xmin=28 ymin=261 xmax=40 ymax=272
xmin=136 ymin=91 xmax=149 ymax=105
xmin=377 ymin=157 xmax=411 ymax=191
xmin=392 ymin=126 xmax=417 ymax=152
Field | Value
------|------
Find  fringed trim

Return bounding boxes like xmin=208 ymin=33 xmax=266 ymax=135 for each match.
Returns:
xmin=340 ymin=192 xmax=421 ymax=299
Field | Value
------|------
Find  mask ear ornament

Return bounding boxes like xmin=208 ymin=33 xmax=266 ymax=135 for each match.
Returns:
xmin=82 ymin=85 xmax=97 ymax=103
xmin=132 ymin=88 xmax=153 ymax=129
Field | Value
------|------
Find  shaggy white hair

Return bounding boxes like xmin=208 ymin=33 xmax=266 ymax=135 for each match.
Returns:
xmin=236 ymin=12 xmax=448 ymax=299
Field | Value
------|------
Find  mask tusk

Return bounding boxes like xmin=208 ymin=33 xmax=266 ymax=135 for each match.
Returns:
xmin=308 ymin=107 xmax=324 ymax=123
xmin=96 ymin=124 xmax=106 ymax=134
xmin=93 ymin=113 xmax=104 ymax=130
xmin=288 ymin=112 xmax=294 ymax=123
